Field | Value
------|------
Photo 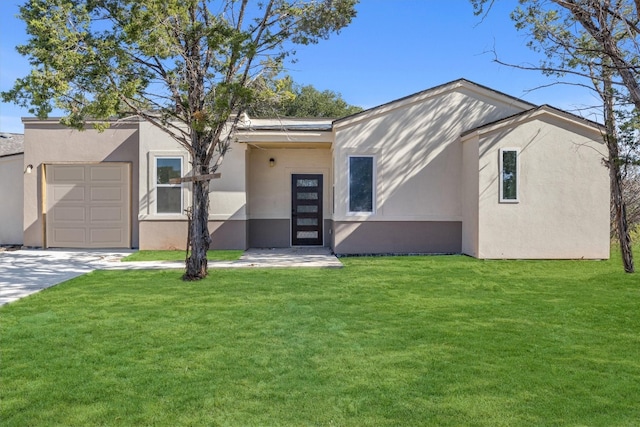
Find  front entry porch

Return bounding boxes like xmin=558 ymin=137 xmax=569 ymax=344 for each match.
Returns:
xmin=244 ymin=143 xmax=333 ymax=249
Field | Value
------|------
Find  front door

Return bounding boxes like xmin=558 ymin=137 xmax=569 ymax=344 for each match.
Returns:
xmin=291 ymin=174 xmax=323 ymax=246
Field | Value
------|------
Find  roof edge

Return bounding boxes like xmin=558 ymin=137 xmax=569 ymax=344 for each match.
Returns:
xmin=22 ymin=116 xmax=142 ymax=125
xmin=333 ymin=78 xmax=536 ymax=129
xmin=460 ymin=104 xmax=604 ymax=141
xmin=0 ymin=151 xmax=24 ymax=159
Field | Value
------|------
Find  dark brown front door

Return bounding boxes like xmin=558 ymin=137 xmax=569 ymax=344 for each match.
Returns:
xmin=291 ymin=174 xmax=323 ymax=246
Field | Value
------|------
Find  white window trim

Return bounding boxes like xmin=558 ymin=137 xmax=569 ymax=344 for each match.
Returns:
xmin=499 ymin=148 xmax=520 ymax=203
xmin=155 ymin=156 xmax=184 ymax=215
xmin=347 ymin=155 xmax=376 ymax=215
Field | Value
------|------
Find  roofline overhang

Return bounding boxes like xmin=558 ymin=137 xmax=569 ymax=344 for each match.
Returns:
xmin=0 ymin=151 xmax=25 ymax=159
xmin=460 ymin=105 xmax=605 ymax=143
xmin=235 ymin=129 xmax=333 ymax=145
xmin=333 ymin=78 xmax=536 ymax=130
xmin=21 ymin=116 xmax=142 ymax=127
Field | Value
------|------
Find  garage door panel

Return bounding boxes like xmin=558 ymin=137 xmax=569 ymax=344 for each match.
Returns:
xmin=91 ymin=166 xmax=124 ymax=182
xmin=90 ymin=206 xmax=124 ymax=222
xmin=90 ymin=228 xmax=125 ymax=244
xmin=51 ymin=206 xmax=85 ymax=222
xmin=46 ymin=163 xmax=130 ymax=248
xmin=51 ymin=166 xmax=85 ymax=182
xmin=52 ymin=228 xmax=86 ymax=244
xmin=90 ymin=187 xmax=123 ymax=202
xmin=52 ymin=185 xmax=85 ymax=202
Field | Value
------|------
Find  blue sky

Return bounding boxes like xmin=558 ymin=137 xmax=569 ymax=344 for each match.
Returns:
xmin=0 ymin=0 xmax=600 ymax=134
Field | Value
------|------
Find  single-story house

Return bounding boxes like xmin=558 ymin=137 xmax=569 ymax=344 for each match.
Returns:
xmin=0 ymin=133 xmax=25 ymax=246
xmin=19 ymin=79 xmax=610 ymax=258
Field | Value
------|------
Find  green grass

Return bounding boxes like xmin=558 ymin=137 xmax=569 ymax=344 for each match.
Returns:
xmin=121 ymin=249 xmax=243 ymax=262
xmin=1 ymin=247 xmax=639 ymax=426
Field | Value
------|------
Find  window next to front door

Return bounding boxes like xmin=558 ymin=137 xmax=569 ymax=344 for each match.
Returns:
xmin=348 ymin=155 xmax=375 ymax=214
xmin=156 ymin=157 xmax=183 ymax=214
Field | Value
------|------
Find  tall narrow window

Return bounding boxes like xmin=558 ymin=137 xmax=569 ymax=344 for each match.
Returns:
xmin=348 ymin=156 xmax=374 ymax=213
xmin=156 ymin=157 xmax=183 ymax=213
xmin=499 ymin=149 xmax=519 ymax=202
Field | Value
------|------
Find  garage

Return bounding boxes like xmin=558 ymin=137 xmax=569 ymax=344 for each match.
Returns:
xmin=45 ymin=163 xmax=131 ymax=248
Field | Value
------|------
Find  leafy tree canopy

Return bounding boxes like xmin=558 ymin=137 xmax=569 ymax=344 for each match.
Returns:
xmin=2 ymin=0 xmax=357 ymax=141
xmin=2 ymin=0 xmax=358 ymax=279
xmin=471 ymin=0 xmax=640 ymax=111
xmin=247 ymin=75 xmax=363 ymax=117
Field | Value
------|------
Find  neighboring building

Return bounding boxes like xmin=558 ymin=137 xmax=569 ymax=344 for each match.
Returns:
xmin=0 ymin=133 xmax=24 ymax=246
xmin=18 ymin=79 xmax=610 ymax=258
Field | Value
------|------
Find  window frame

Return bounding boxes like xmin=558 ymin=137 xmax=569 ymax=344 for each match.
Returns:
xmin=347 ymin=155 xmax=376 ymax=214
xmin=155 ymin=156 xmax=184 ymax=214
xmin=499 ymin=148 xmax=520 ymax=203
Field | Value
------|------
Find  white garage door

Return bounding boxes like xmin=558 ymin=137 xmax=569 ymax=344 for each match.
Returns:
xmin=45 ymin=163 xmax=131 ymax=248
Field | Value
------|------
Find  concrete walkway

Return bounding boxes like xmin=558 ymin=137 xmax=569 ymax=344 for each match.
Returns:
xmin=0 ymin=247 xmax=342 ymax=306
xmin=110 ymin=247 xmax=343 ymax=270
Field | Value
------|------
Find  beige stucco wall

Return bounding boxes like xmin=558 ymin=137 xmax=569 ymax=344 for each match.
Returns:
xmin=22 ymin=120 xmax=139 ymax=248
xmin=461 ymin=136 xmax=479 ymax=257
xmin=332 ymin=84 xmax=529 ymax=224
xmin=137 ymin=122 xmax=189 ymax=219
xmin=472 ymin=113 xmax=609 ymax=259
xmin=139 ymin=220 xmax=247 ymax=250
xmin=137 ymin=121 xmax=248 ymax=220
xmin=0 ymin=154 xmax=24 ymax=245
xmin=137 ymin=122 xmax=248 ymax=249
xmin=248 ymin=147 xmax=331 ymax=218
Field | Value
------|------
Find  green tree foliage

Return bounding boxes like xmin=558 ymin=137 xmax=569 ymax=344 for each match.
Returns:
xmin=247 ymin=75 xmax=362 ymax=117
xmin=471 ymin=0 xmax=638 ymax=272
xmin=472 ymin=1 xmax=640 ymax=107
xmin=2 ymin=0 xmax=358 ymax=279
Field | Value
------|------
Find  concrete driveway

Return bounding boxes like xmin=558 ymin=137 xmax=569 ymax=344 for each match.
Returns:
xmin=0 ymin=249 xmax=133 ymax=306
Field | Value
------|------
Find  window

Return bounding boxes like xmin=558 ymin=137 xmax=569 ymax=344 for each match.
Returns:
xmin=499 ymin=148 xmax=519 ymax=202
xmin=348 ymin=156 xmax=374 ymax=213
xmin=156 ymin=157 xmax=183 ymax=213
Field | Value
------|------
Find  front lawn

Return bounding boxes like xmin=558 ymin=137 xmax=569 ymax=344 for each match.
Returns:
xmin=1 ymin=250 xmax=639 ymax=426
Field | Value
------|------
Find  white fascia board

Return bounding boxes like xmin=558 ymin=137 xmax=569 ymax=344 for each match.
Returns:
xmin=334 ymin=80 xmax=533 ymax=131
xmin=461 ymin=106 xmax=604 ymax=143
xmin=235 ymin=130 xmax=333 ymax=144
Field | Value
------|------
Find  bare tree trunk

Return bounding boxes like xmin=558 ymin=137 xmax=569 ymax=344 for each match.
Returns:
xmin=603 ymin=72 xmax=635 ymax=273
xmin=184 ymin=180 xmax=210 ymax=279
xmin=184 ymin=151 xmax=211 ymax=280
xmin=608 ymin=141 xmax=635 ymax=273
xmin=182 ymin=1 xmax=211 ymax=281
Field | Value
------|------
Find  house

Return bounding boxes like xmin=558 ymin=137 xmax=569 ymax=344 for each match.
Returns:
xmin=0 ymin=133 xmax=24 ymax=246
xmin=17 ymin=79 xmax=610 ymax=258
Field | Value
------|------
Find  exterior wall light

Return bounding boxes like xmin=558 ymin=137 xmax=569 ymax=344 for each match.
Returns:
xmin=25 ymin=164 xmax=33 ymax=174
xmin=269 ymin=158 xmax=275 ymax=167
